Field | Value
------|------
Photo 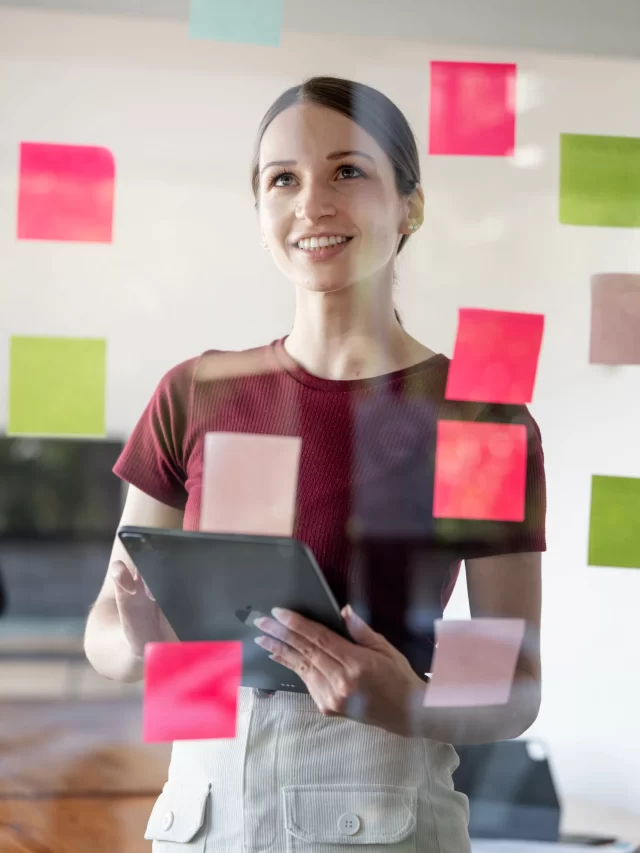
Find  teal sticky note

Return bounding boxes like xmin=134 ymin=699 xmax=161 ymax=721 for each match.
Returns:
xmin=189 ymin=0 xmax=282 ymax=46
xmin=9 ymin=336 xmax=107 ymax=437
xmin=560 ymin=134 xmax=640 ymax=228
xmin=588 ymin=475 xmax=640 ymax=569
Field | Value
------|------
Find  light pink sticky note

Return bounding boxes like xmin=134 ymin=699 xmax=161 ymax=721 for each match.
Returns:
xmin=429 ymin=61 xmax=517 ymax=156
xmin=424 ymin=618 xmax=525 ymax=708
xmin=201 ymin=433 xmax=302 ymax=536
xmin=143 ymin=641 xmax=242 ymax=742
xmin=446 ymin=308 xmax=544 ymax=405
xmin=590 ymin=274 xmax=640 ymax=365
xmin=17 ymin=142 xmax=115 ymax=242
xmin=433 ymin=420 xmax=528 ymax=522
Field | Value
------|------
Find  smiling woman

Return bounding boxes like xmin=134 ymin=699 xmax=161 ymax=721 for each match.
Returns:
xmin=250 ymin=77 xmax=423 ymax=336
xmin=85 ymin=75 xmax=546 ymax=853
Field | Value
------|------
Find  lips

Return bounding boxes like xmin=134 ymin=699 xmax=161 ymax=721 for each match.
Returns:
xmin=294 ymin=237 xmax=354 ymax=261
xmin=294 ymin=235 xmax=353 ymax=251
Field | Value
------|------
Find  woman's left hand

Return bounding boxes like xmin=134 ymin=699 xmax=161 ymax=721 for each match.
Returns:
xmin=253 ymin=605 xmax=427 ymax=738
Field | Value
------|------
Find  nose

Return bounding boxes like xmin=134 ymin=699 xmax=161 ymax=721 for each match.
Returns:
xmin=295 ymin=180 xmax=337 ymax=222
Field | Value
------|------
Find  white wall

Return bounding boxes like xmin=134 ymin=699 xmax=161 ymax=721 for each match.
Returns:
xmin=1 ymin=6 xmax=639 ymax=814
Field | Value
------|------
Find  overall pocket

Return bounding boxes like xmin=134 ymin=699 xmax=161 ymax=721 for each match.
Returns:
xmin=144 ymin=780 xmax=211 ymax=852
xmin=283 ymin=784 xmax=417 ymax=852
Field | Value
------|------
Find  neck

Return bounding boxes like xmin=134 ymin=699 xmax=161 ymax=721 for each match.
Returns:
xmin=284 ymin=278 xmax=433 ymax=381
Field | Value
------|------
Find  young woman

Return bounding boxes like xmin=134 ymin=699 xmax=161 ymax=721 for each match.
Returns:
xmin=85 ymin=76 xmax=546 ymax=852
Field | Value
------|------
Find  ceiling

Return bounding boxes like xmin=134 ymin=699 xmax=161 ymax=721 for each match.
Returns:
xmin=1 ymin=0 xmax=640 ymax=60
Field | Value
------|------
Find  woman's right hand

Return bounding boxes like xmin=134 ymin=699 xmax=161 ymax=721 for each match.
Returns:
xmin=109 ymin=560 xmax=178 ymax=658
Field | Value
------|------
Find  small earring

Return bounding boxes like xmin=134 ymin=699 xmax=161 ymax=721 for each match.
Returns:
xmin=261 ymin=239 xmax=269 ymax=250
xmin=408 ymin=223 xmax=419 ymax=232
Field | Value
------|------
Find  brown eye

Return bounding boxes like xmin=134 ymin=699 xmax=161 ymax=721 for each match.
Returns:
xmin=336 ymin=165 xmax=365 ymax=180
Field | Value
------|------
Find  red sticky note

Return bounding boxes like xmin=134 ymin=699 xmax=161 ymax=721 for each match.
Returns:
xmin=429 ymin=61 xmax=517 ymax=156
xmin=424 ymin=618 xmax=525 ymax=707
xmin=590 ymin=273 xmax=640 ymax=365
xmin=201 ymin=432 xmax=302 ymax=536
xmin=433 ymin=420 xmax=527 ymax=522
xmin=17 ymin=142 xmax=115 ymax=242
xmin=143 ymin=642 xmax=242 ymax=743
xmin=446 ymin=308 xmax=544 ymax=405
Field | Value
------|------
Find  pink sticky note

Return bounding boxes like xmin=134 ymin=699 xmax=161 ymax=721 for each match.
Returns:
xmin=424 ymin=618 xmax=525 ymax=707
xmin=429 ymin=61 xmax=517 ymax=157
xmin=143 ymin=642 xmax=242 ymax=742
xmin=590 ymin=274 xmax=640 ymax=365
xmin=446 ymin=308 xmax=544 ymax=405
xmin=433 ymin=420 xmax=527 ymax=522
xmin=201 ymin=433 xmax=302 ymax=536
xmin=17 ymin=142 xmax=115 ymax=242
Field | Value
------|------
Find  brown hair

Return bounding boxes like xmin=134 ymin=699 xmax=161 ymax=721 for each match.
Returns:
xmin=250 ymin=76 xmax=421 ymax=257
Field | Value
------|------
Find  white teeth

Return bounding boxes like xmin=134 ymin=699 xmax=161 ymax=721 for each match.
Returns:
xmin=296 ymin=236 xmax=350 ymax=250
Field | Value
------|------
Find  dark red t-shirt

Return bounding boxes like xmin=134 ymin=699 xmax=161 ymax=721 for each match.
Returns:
xmin=114 ymin=338 xmax=546 ymax=676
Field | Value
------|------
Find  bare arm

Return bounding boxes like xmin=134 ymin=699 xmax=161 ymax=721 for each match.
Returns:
xmin=84 ymin=485 xmax=184 ymax=683
xmin=417 ymin=551 xmax=542 ymax=744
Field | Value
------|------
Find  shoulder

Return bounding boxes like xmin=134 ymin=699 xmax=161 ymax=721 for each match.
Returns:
xmin=193 ymin=342 xmax=281 ymax=386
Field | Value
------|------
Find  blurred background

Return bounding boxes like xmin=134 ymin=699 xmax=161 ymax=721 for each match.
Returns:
xmin=0 ymin=0 xmax=639 ymax=850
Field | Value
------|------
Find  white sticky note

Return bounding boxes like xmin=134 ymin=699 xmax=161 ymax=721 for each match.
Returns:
xmin=201 ymin=433 xmax=302 ymax=537
xmin=424 ymin=618 xmax=525 ymax=708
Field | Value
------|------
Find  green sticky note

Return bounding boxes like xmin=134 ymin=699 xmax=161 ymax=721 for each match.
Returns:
xmin=588 ymin=475 xmax=640 ymax=569
xmin=189 ymin=0 xmax=282 ymax=46
xmin=560 ymin=134 xmax=640 ymax=228
xmin=9 ymin=336 xmax=107 ymax=437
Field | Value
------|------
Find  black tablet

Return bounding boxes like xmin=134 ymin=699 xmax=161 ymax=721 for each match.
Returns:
xmin=117 ymin=526 xmax=351 ymax=694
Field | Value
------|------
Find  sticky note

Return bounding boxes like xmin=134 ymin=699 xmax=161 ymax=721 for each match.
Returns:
xmin=433 ymin=420 xmax=528 ymax=522
xmin=588 ymin=475 xmax=640 ymax=569
xmin=429 ymin=61 xmax=517 ymax=157
xmin=189 ymin=0 xmax=282 ymax=46
xmin=8 ymin=336 xmax=106 ymax=437
xmin=17 ymin=142 xmax=115 ymax=243
xmin=445 ymin=308 xmax=544 ymax=404
xmin=143 ymin=642 xmax=242 ymax=742
xmin=351 ymin=394 xmax=437 ymax=539
xmin=424 ymin=618 xmax=525 ymax=707
xmin=560 ymin=134 xmax=640 ymax=228
xmin=590 ymin=274 xmax=640 ymax=365
xmin=201 ymin=433 xmax=302 ymax=536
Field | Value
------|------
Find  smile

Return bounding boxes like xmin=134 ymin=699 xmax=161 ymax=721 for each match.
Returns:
xmin=295 ymin=235 xmax=353 ymax=250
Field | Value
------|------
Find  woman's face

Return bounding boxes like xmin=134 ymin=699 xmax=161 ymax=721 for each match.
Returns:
xmin=257 ymin=102 xmax=413 ymax=295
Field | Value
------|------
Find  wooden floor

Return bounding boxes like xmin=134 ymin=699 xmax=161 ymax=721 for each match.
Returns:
xmin=0 ymin=696 xmax=171 ymax=853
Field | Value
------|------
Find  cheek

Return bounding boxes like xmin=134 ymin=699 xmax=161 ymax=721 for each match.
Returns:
xmin=259 ymin=198 xmax=288 ymax=238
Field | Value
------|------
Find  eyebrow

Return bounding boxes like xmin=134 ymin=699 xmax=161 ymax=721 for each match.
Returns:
xmin=260 ymin=149 xmax=376 ymax=175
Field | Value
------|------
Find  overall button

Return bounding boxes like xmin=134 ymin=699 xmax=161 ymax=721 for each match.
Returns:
xmin=161 ymin=810 xmax=174 ymax=831
xmin=338 ymin=813 xmax=360 ymax=835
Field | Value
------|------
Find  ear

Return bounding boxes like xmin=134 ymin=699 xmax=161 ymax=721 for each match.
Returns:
xmin=401 ymin=184 xmax=425 ymax=235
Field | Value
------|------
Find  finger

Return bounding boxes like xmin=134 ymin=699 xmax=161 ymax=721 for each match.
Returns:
xmin=141 ymin=577 xmax=156 ymax=601
xmin=256 ymin=626 xmax=346 ymax=685
xmin=110 ymin=561 xmax=136 ymax=595
xmin=268 ymin=610 xmax=355 ymax=666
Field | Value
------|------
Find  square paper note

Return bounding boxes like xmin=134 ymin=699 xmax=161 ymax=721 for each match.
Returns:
xmin=190 ymin=0 xmax=282 ymax=46
xmin=201 ymin=433 xmax=302 ymax=536
xmin=433 ymin=420 xmax=528 ymax=522
xmin=588 ymin=475 xmax=640 ymax=569
xmin=424 ymin=618 xmax=525 ymax=707
xmin=590 ymin=274 xmax=640 ymax=365
xmin=17 ymin=142 xmax=115 ymax=242
xmin=446 ymin=308 xmax=544 ymax=405
xmin=429 ymin=61 xmax=517 ymax=157
xmin=9 ymin=336 xmax=106 ymax=437
xmin=560 ymin=134 xmax=640 ymax=228
xmin=143 ymin=641 xmax=242 ymax=742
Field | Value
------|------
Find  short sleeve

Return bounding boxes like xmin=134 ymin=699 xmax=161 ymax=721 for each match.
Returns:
xmin=113 ymin=358 xmax=198 ymax=510
xmin=436 ymin=403 xmax=547 ymax=561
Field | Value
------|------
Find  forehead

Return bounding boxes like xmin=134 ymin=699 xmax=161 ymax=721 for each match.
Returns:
xmin=259 ymin=102 xmax=386 ymax=165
